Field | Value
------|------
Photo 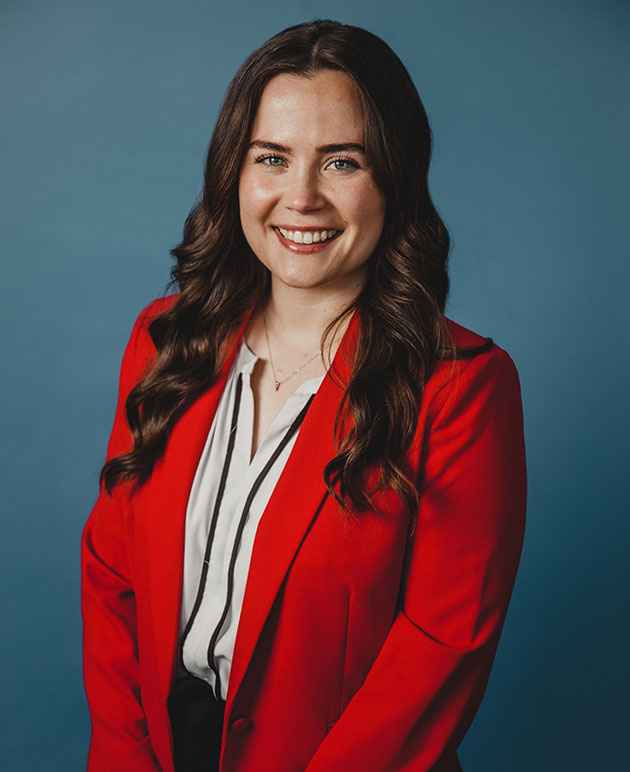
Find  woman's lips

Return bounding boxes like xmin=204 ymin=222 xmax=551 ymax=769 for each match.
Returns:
xmin=272 ymin=227 xmax=342 ymax=254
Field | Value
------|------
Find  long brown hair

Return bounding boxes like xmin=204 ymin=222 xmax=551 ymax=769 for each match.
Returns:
xmin=101 ymin=18 xmax=464 ymax=524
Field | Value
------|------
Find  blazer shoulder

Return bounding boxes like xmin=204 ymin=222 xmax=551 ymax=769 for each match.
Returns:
xmin=444 ymin=316 xmax=495 ymax=359
xmin=426 ymin=316 xmax=522 ymax=409
xmin=443 ymin=316 xmax=520 ymax=369
xmin=120 ymin=293 xmax=180 ymax=381
xmin=136 ymin=292 xmax=179 ymax=328
xmin=133 ymin=292 xmax=179 ymax=345
xmin=410 ymin=318 xmax=524 ymax=468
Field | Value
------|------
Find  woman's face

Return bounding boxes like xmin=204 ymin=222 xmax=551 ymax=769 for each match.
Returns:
xmin=238 ymin=70 xmax=386 ymax=295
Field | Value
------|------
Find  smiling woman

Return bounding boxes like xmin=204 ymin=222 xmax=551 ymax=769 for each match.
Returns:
xmin=81 ymin=18 xmax=526 ymax=772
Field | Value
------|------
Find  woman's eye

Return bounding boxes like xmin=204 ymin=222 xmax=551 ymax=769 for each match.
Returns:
xmin=255 ymin=154 xmax=286 ymax=167
xmin=328 ymin=158 xmax=359 ymax=171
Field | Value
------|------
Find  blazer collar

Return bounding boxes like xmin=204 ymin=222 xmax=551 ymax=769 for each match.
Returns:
xmin=138 ymin=302 xmax=361 ymax=712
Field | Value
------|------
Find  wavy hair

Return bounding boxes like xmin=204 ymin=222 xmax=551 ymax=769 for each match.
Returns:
xmin=101 ymin=18 xmax=464 ymax=525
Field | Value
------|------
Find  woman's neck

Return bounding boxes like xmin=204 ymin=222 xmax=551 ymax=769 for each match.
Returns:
xmin=245 ymin=293 xmax=358 ymax=369
xmin=259 ymin=279 xmax=363 ymax=351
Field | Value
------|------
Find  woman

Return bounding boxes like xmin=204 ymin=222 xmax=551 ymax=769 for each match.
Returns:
xmin=81 ymin=19 xmax=527 ymax=772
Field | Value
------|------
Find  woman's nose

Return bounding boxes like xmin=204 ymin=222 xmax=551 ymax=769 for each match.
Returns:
xmin=284 ymin=165 xmax=326 ymax=211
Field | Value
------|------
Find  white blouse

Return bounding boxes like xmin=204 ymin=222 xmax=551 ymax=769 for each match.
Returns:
xmin=177 ymin=336 xmax=326 ymax=700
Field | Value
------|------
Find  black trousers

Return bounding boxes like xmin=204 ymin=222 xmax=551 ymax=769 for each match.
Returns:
xmin=167 ymin=674 xmax=226 ymax=772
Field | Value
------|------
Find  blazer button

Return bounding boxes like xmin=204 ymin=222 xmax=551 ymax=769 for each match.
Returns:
xmin=230 ymin=716 xmax=253 ymax=732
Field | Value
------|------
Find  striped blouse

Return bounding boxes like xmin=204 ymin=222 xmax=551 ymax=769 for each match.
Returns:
xmin=176 ymin=336 xmax=326 ymax=700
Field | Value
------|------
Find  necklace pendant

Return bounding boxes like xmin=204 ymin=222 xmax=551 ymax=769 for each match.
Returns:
xmin=274 ymin=380 xmax=281 ymax=391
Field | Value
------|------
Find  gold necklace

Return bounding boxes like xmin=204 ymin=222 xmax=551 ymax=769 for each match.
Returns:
xmin=263 ymin=309 xmax=322 ymax=391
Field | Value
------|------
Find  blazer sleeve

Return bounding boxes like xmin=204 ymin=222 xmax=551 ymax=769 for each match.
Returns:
xmin=80 ymin=302 xmax=160 ymax=771
xmin=305 ymin=345 xmax=527 ymax=771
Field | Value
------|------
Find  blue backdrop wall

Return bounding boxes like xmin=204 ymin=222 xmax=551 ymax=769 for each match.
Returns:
xmin=2 ymin=1 xmax=628 ymax=769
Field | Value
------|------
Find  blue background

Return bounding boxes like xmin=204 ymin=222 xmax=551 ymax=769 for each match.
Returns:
xmin=2 ymin=1 xmax=628 ymax=769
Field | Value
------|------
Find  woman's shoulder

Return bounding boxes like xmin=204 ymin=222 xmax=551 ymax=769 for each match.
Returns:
xmin=136 ymin=292 xmax=179 ymax=327
xmin=118 ymin=294 xmax=180 ymax=379
xmin=429 ymin=315 xmax=523 ymax=409
xmin=442 ymin=315 xmax=518 ymax=366
xmin=130 ymin=292 xmax=180 ymax=346
xmin=444 ymin=315 xmax=495 ymax=356
xmin=404 ymin=316 xmax=525 ymax=459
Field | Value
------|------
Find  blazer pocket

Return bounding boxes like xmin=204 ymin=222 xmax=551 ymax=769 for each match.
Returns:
xmin=327 ymin=587 xmax=351 ymax=730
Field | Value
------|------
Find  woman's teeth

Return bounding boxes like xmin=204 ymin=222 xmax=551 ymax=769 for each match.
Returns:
xmin=276 ymin=227 xmax=341 ymax=244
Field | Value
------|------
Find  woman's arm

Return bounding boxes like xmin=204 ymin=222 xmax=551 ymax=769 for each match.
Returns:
xmin=305 ymin=345 xmax=527 ymax=771
xmin=81 ymin=303 xmax=160 ymax=771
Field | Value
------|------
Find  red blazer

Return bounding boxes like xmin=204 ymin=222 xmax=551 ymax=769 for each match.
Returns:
xmin=81 ymin=293 xmax=527 ymax=772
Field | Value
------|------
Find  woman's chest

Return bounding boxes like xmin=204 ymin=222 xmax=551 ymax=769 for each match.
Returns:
xmin=248 ymin=357 xmax=325 ymax=462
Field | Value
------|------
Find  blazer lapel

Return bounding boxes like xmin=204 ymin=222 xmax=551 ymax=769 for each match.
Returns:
xmin=137 ymin=302 xmax=361 ymax=706
xmin=225 ymin=306 xmax=361 ymax=715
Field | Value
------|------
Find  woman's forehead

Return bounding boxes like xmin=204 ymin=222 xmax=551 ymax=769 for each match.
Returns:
xmin=250 ymin=72 xmax=365 ymax=145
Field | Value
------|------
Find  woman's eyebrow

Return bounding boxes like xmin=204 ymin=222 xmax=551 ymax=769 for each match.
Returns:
xmin=248 ymin=140 xmax=365 ymax=154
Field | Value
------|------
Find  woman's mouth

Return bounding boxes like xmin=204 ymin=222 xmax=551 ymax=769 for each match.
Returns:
xmin=272 ymin=226 xmax=343 ymax=254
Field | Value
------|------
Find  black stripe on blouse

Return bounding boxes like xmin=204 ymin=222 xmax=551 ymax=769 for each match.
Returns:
xmin=178 ymin=372 xmax=245 ymax=679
